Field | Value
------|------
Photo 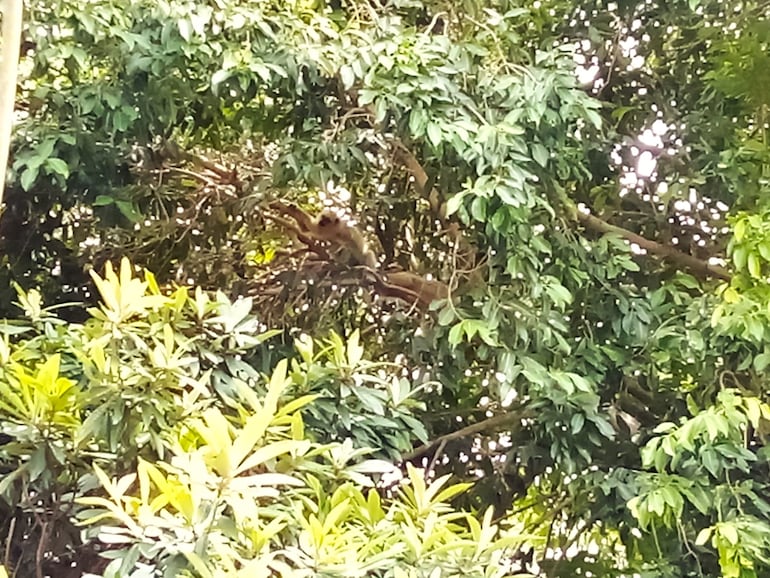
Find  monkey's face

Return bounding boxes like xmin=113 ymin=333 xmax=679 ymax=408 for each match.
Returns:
xmin=317 ymin=213 xmax=341 ymax=230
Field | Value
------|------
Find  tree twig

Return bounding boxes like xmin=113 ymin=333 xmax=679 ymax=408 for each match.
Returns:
xmin=3 ymin=515 xmax=15 ymax=574
xmin=426 ymin=438 xmax=447 ymax=477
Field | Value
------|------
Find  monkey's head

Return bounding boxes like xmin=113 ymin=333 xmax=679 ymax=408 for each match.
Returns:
xmin=317 ymin=211 xmax=341 ymax=230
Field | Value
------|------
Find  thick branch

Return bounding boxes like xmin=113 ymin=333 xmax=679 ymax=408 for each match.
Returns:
xmin=391 ymin=140 xmax=447 ymax=223
xmin=577 ymin=211 xmax=731 ymax=281
xmin=402 ymin=409 xmax=530 ymax=461
xmin=390 ymin=141 xmax=478 ymax=282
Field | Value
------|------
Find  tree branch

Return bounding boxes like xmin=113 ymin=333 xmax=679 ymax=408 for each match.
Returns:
xmin=577 ymin=211 xmax=731 ymax=281
xmin=391 ymin=139 xmax=447 ymax=223
xmin=402 ymin=408 xmax=531 ymax=461
xmin=392 ymin=139 xmax=730 ymax=283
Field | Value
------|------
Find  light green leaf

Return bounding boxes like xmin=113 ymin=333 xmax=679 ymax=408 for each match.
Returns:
xmin=695 ymin=526 xmax=712 ymax=546
xmin=445 ymin=193 xmax=465 ymax=216
xmin=340 ymin=64 xmax=355 ymax=89
xmin=531 ymin=143 xmax=549 ymax=167
xmin=178 ymin=18 xmax=192 ymax=41
xmin=45 ymin=158 xmax=70 ymax=178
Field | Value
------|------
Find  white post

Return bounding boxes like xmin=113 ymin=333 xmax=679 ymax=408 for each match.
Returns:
xmin=0 ymin=0 xmax=23 ymax=208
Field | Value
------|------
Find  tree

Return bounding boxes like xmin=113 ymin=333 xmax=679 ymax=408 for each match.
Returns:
xmin=3 ymin=0 xmax=770 ymax=576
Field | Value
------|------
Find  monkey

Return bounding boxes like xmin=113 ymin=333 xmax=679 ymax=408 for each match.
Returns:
xmin=269 ymin=202 xmax=377 ymax=268
xmin=313 ymin=210 xmax=378 ymax=268
xmin=384 ymin=270 xmax=449 ymax=307
xmin=267 ymin=201 xmax=451 ymax=309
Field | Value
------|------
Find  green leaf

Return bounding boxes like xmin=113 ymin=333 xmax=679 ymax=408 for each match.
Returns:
xmin=734 ymin=219 xmax=747 ymax=242
xmin=115 ymin=200 xmax=141 ymax=222
xmin=754 ymin=352 xmax=770 ymax=372
xmin=733 ymin=246 xmax=748 ymax=271
xmin=676 ymin=274 xmax=700 ymax=289
xmin=36 ymin=138 xmax=56 ymax=159
xmin=720 ymin=523 xmax=739 ymax=546
xmin=570 ymin=413 xmax=585 ymax=434
xmin=660 ymin=485 xmax=683 ymax=515
xmin=408 ymin=106 xmax=427 ymax=136
xmin=93 ymin=195 xmax=115 ymax=206
xmin=648 ymin=491 xmax=665 ymax=517
xmin=584 ymin=108 xmax=602 ymax=129
xmin=591 ymin=416 xmax=616 ymax=439
xmin=235 ymin=439 xmax=304 ymax=476
xmin=682 ymin=485 xmax=711 ymax=515
xmin=346 ymin=330 xmax=364 ymax=366
xmin=748 ymin=252 xmax=762 ymax=278
xmin=701 ymin=447 xmax=721 ymax=478
xmin=437 ymin=305 xmax=456 ymax=326
xmin=686 ymin=394 xmax=700 ymax=417
xmin=445 ymin=193 xmax=465 ymax=217
xmin=20 ymin=165 xmax=39 ymax=191
xmin=45 ymin=158 xmax=70 ymax=178
xmin=544 ymin=281 xmax=572 ymax=308
xmin=695 ymin=526 xmax=712 ymax=546
xmin=758 ymin=241 xmax=770 ymax=261
xmin=211 ymin=69 xmax=230 ymax=91
xmin=611 ymin=105 xmax=637 ymax=121
xmin=531 ymin=143 xmax=549 ymax=167
xmin=448 ymin=323 xmax=464 ymax=346
xmin=427 ymin=123 xmax=442 ymax=147
xmin=339 ymin=64 xmax=355 ymax=89
xmin=471 ymin=196 xmax=486 ymax=221
xmin=178 ymin=18 xmax=192 ymax=41
xmin=28 ymin=445 xmax=47 ymax=481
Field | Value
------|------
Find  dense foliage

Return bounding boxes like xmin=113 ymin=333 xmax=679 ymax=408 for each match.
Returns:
xmin=1 ymin=262 xmax=524 ymax=576
xmin=3 ymin=0 xmax=770 ymax=576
